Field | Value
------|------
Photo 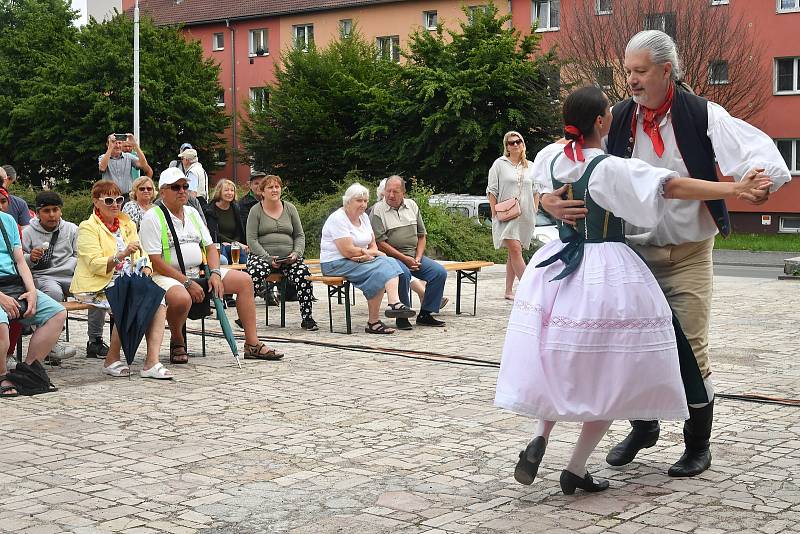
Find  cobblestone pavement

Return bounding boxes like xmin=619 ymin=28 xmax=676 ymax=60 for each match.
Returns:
xmin=1 ymin=265 xmax=798 ymax=533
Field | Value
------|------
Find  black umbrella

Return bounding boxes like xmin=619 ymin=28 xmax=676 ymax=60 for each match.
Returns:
xmin=106 ymin=272 xmax=166 ymax=365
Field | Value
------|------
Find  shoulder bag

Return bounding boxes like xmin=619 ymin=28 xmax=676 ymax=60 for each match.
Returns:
xmin=0 ymin=221 xmax=29 ymax=316
xmin=494 ymin=165 xmax=523 ymax=222
xmin=159 ymin=205 xmax=212 ymax=320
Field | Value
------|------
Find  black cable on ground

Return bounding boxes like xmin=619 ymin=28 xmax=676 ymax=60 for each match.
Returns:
xmin=64 ymin=314 xmax=800 ymax=406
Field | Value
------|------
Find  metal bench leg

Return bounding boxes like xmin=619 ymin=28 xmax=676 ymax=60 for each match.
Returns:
xmin=344 ymin=282 xmax=352 ymax=334
xmin=65 ymin=313 xmax=70 ymax=342
xmin=327 ymin=285 xmax=334 ymax=333
xmin=265 ymin=288 xmax=270 ymax=326
xmin=456 ymin=271 xmax=463 ymax=315
xmin=473 ymin=273 xmax=479 ymax=315
xmin=280 ymin=278 xmax=287 ymax=328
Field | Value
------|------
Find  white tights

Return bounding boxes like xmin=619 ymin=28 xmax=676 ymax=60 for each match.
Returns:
xmin=533 ymin=419 xmax=613 ymax=477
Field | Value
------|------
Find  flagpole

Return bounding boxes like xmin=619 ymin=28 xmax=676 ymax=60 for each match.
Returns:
xmin=133 ymin=0 xmax=140 ymax=141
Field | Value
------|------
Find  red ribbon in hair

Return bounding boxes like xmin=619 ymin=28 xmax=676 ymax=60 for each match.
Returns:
xmin=639 ymin=82 xmax=674 ymax=158
xmin=563 ymin=126 xmax=585 ymax=162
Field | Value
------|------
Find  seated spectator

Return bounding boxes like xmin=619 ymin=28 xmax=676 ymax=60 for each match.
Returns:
xmin=122 ymin=176 xmax=157 ymax=229
xmin=320 ymin=183 xmax=415 ymax=335
xmin=139 ymin=168 xmax=283 ymax=363
xmin=0 ymin=165 xmax=32 ymax=227
xmin=98 ymin=133 xmax=152 ymax=198
xmin=246 ymin=175 xmax=318 ymax=331
xmin=22 ymin=192 xmax=83 ymax=362
xmin=70 ymin=180 xmax=171 ymax=379
xmin=0 ymin=205 xmax=66 ymax=397
xmin=371 ymin=176 xmax=448 ymax=329
xmin=204 ymin=179 xmax=248 ymax=265
xmin=238 ymin=171 xmax=266 ymax=240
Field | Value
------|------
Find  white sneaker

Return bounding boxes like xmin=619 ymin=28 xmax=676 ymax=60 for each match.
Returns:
xmin=5 ymin=356 xmax=16 ymax=370
xmin=48 ymin=342 xmax=77 ymax=360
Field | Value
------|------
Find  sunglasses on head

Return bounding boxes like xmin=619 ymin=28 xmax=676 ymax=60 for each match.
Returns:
xmin=100 ymin=196 xmax=125 ymax=206
xmin=138 ymin=186 xmax=154 ymax=191
xmin=168 ymin=183 xmax=190 ymax=192
xmin=507 ymin=139 xmax=523 ymax=146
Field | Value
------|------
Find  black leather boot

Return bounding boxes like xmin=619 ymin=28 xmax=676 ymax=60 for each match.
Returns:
xmin=668 ymin=400 xmax=713 ymax=477
xmin=605 ymin=420 xmax=660 ymax=466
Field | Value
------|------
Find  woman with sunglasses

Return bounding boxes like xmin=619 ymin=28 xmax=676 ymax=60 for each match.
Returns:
xmin=122 ymin=176 xmax=157 ymax=229
xmin=71 ymin=180 xmax=172 ymax=380
xmin=487 ymin=131 xmax=539 ymax=301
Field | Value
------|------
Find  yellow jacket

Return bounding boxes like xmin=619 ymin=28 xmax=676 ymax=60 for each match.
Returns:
xmin=70 ymin=212 xmax=149 ymax=294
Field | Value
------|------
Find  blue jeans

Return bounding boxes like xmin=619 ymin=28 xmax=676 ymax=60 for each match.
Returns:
xmin=219 ymin=244 xmax=248 ymax=266
xmin=393 ymin=256 xmax=447 ymax=313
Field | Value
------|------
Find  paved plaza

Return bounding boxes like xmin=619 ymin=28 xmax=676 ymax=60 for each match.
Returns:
xmin=1 ymin=265 xmax=798 ymax=533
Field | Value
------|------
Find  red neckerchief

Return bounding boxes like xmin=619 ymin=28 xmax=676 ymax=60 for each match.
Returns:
xmin=95 ymin=208 xmax=120 ymax=233
xmin=634 ymin=82 xmax=674 ymax=158
xmin=563 ymin=126 xmax=585 ymax=162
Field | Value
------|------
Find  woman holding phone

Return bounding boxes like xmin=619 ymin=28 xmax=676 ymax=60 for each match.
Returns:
xmin=245 ymin=175 xmax=318 ymax=331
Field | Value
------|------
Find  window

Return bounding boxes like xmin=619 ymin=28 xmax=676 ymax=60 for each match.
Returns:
xmin=644 ymin=12 xmax=677 ymax=41
xmin=215 ymin=91 xmax=225 ymax=107
xmin=596 ymin=66 xmax=613 ymax=89
xmin=376 ymin=35 xmax=400 ymax=63
xmin=424 ymin=10 xmax=438 ymax=30
xmin=249 ymin=29 xmax=268 ymax=56
xmin=776 ymin=139 xmax=799 ymax=174
xmin=212 ymin=32 xmax=224 ymax=51
xmin=708 ymin=60 xmax=729 ymax=84
xmin=249 ymin=87 xmax=269 ymax=113
xmin=214 ymin=148 xmax=226 ymax=167
xmin=596 ymin=0 xmax=612 ymax=15
xmin=778 ymin=0 xmax=800 ymax=12
xmin=467 ymin=5 xmax=488 ymax=24
xmin=780 ymin=217 xmax=800 ymax=233
xmin=775 ymin=57 xmax=800 ymax=93
xmin=339 ymin=18 xmax=353 ymax=38
xmin=293 ymin=24 xmax=314 ymax=50
xmin=532 ymin=0 xmax=560 ymax=31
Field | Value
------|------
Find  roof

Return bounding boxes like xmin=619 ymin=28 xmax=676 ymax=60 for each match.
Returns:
xmin=132 ymin=0 xmax=403 ymax=26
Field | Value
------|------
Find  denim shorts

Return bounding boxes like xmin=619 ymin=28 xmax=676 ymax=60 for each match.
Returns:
xmin=0 ymin=290 xmax=65 ymax=326
xmin=321 ymin=256 xmax=402 ymax=299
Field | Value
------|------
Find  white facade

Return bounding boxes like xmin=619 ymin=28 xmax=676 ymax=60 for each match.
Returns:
xmin=87 ymin=0 xmax=122 ymax=22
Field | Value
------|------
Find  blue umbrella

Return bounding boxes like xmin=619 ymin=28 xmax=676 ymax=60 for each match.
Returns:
xmin=212 ymin=295 xmax=242 ymax=369
xmin=106 ymin=272 xmax=166 ymax=365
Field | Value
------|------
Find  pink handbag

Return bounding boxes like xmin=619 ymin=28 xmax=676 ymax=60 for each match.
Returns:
xmin=494 ymin=166 xmax=523 ymax=222
xmin=494 ymin=198 xmax=521 ymax=221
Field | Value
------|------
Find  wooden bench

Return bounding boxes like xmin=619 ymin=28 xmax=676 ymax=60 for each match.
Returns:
xmin=440 ymin=261 xmax=495 ymax=316
xmin=303 ymin=259 xmax=494 ymax=334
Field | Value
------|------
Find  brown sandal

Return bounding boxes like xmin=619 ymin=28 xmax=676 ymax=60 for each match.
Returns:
xmin=244 ymin=342 xmax=284 ymax=361
xmin=169 ymin=343 xmax=189 ymax=364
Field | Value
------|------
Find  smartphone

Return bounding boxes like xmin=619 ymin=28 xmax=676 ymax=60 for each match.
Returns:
xmin=114 ymin=133 xmax=128 ymax=141
xmin=274 ymin=256 xmax=291 ymax=263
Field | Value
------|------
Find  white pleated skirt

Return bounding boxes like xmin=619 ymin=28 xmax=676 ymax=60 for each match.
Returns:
xmin=494 ymin=240 xmax=690 ymax=422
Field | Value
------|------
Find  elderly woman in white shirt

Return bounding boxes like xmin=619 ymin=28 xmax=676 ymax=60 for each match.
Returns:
xmin=320 ymin=183 xmax=416 ymax=334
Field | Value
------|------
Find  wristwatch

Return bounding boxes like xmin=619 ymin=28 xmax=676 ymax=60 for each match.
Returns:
xmin=182 ymin=278 xmax=193 ymax=289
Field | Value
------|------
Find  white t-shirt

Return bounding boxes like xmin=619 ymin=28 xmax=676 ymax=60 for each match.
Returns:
xmin=139 ymin=205 xmax=213 ymax=277
xmin=320 ymin=208 xmax=373 ymax=263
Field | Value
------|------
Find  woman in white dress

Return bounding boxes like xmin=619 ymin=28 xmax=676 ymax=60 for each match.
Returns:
xmin=487 ymin=131 xmax=538 ymax=300
xmin=494 ymin=86 xmax=770 ymax=495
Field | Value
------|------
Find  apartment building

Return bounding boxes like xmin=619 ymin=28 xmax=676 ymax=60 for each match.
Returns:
xmin=128 ymin=0 xmax=798 ymax=233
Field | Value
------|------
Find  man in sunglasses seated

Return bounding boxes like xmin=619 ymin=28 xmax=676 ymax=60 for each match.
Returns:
xmin=139 ymin=168 xmax=284 ymax=364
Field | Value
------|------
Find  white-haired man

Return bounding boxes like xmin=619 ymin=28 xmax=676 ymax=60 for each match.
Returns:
xmin=542 ymin=30 xmax=791 ymax=478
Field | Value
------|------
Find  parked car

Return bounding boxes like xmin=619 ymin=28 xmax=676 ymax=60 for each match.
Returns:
xmin=428 ymin=193 xmax=559 ymax=246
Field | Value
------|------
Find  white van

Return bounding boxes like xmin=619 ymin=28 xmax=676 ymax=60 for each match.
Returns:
xmin=428 ymin=194 xmax=560 ymax=245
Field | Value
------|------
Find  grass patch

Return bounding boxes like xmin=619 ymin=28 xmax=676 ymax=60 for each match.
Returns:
xmin=715 ymin=233 xmax=800 ymax=253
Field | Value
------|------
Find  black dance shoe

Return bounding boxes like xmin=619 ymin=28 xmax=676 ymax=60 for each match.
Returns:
xmin=513 ymin=436 xmax=546 ymax=485
xmin=559 ymin=470 xmax=609 ymax=495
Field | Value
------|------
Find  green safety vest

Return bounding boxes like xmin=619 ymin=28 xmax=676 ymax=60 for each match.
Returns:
xmin=155 ymin=207 xmax=209 ymax=265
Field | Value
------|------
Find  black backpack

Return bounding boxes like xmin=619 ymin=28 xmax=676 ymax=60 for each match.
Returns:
xmin=9 ymin=360 xmax=58 ymax=396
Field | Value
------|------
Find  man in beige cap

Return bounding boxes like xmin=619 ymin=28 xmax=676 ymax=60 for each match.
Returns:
xmin=178 ymin=148 xmax=208 ymax=202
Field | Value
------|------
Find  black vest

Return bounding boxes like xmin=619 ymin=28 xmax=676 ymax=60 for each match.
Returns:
xmin=607 ymin=89 xmax=731 ymax=237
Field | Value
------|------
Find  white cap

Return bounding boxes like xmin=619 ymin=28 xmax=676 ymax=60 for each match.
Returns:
xmin=159 ymin=167 xmax=187 ymax=188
